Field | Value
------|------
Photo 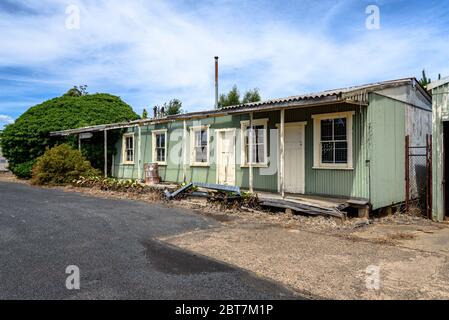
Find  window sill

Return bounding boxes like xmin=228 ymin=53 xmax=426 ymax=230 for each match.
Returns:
xmin=190 ymin=163 xmax=210 ymax=167
xmin=154 ymin=162 xmax=167 ymax=166
xmin=241 ymin=163 xmax=269 ymax=168
xmin=312 ymin=166 xmax=353 ymax=170
xmin=122 ymin=162 xmax=135 ymax=165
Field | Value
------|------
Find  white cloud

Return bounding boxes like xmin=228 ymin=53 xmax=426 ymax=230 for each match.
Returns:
xmin=0 ymin=115 xmax=14 ymax=129
xmin=0 ymin=0 xmax=448 ymax=115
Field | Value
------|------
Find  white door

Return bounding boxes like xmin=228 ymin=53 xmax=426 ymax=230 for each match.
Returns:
xmin=283 ymin=125 xmax=305 ymax=194
xmin=217 ymin=130 xmax=236 ymax=185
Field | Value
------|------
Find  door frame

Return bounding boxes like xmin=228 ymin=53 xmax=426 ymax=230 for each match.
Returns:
xmin=276 ymin=122 xmax=307 ymax=194
xmin=215 ymin=128 xmax=236 ymax=185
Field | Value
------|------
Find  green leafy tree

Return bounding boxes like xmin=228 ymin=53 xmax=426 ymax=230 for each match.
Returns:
xmin=219 ymin=85 xmax=240 ymax=108
xmin=419 ymin=69 xmax=432 ymax=87
xmin=419 ymin=70 xmax=444 ymax=87
xmin=164 ymin=99 xmax=183 ymax=115
xmin=242 ymin=88 xmax=261 ymax=104
xmin=219 ymin=86 xmax=261 ymax=108
xmin=0 ymin=91 xmax=139 ymax=178
xmin=64 ymin=85 xmax=88 ymax=97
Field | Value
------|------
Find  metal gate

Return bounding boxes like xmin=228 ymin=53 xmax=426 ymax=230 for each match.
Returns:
xmin=405 ymin=135 xmax=432 ymax=218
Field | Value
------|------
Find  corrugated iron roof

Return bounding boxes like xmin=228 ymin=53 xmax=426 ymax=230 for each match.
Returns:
xmin=427 ymin=76 xmax=449 ymax=90
xmin=50 ymin=77 xmax=425 ymax=136
xmin=220 ymin=77 xmax=421 ymax=110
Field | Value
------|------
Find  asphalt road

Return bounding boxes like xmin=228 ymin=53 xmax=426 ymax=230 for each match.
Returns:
xmin=0 ymin=182 xmax=298 ymax=299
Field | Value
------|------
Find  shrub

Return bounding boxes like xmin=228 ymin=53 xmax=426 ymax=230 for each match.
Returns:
xmin=31 ymin=144 xmax=100 ymax=185
xmin=0 ymin=91 xmax=139 ymax=178
xmin=11 ymin=160 xmax=35 ymax=179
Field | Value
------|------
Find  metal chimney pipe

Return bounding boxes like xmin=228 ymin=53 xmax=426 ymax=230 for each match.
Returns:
xmin=214 ymin=56 xmax=219 ymax=109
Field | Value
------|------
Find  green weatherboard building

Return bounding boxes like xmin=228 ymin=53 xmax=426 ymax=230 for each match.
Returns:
xmin=52 ymin=78 xmax=432 ymax=213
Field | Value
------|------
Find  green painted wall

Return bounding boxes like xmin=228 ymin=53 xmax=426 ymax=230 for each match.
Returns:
xmin=367 ymin=94 xmax=406 ymax=209
xmin=104 ymin=85 xmax=432 ymax=211
xmin=112 ymin=103 xmax=370 ymax=200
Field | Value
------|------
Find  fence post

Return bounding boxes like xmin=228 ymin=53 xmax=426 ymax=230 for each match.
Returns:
xmin=427 ymin=134 xmax=433 ymax=219
xmin=405 ymin=135 xmax=410 ymax=213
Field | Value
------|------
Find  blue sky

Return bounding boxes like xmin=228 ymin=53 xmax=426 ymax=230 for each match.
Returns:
xmin=1 ymin=0 xmax=449 ymax=128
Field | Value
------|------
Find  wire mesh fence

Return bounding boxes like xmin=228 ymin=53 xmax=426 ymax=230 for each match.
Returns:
xmin=405 ymin=135 xmax=432 ymax=218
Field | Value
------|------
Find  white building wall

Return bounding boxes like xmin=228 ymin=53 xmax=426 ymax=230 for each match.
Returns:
xmin=0 ymin=146 xmax=8 ymax=171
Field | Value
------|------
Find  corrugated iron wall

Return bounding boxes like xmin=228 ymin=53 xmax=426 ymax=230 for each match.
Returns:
xmin=368 ymin=94 xmax=406 ymax=209
xmin=431 ymin=83 xmax=449 ymax=221
xmin=112 ymin=103 xmax=371 ymax=200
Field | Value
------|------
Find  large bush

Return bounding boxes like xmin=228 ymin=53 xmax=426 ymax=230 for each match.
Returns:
xmin=0 ymin=92 xmax=139 ymax=178
xmin=31 ymin=144 xmax=100 ymax=185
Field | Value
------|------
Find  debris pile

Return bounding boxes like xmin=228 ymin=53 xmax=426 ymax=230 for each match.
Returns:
xmin=165 ymin=182 xmax=346 ymax=220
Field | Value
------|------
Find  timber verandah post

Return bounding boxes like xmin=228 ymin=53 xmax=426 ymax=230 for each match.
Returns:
xmin=426 ymin=134 xmax=433 ymax=219
xmin=280 ymin=109 xmax=285 ymax=198
xmin=183 ymin=120 xmax=187 ymax=183
xmin=249 ymin=112 xmax=254 ymax=193
xmin=104 ymin=129 xmax=108 ymax=178
xmin=137 ymin=124 xmax=142 ymax=181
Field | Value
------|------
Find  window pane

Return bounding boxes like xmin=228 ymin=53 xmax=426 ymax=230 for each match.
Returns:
xmin=126 ymin=137 xmax=133 ymax=149
xmin=321 ymin=119 xmax=333 ymax=141
xmin=201 ymin=130 xmax=207 ymax=146
xmin=195 ymin=131 xmax=201 ymax=147
xmin=334 ymin=118 xmax=347 ymax=141
xmin=156 ymin=133 xmax=165 ymax=148
xmin=321 ymin=142 xmax=334 ymax=163
xmin=245 ymin=125 xmax=265 ymax=164
xmin=335 ymin=141 xmax=348 ymax=163
xmin=195 ymin=146 xmax=208 ymax=163
xmin=256 ymin=144 xmax=265 ymax=163
xmin=157 ymin=148 xmax=165 ymax=162
xmin=127 ymin=150 xmax=133 ymax=162
xmin=255 ymin=126 xmax=264 ymax=144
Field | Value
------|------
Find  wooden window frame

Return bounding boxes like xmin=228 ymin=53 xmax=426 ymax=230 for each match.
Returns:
xmin=190 ymin=125 xmax=210 ymax=167
xmin=312 ymin=111 xmax=354 ymax=170
xmin=240 ymin=118 xmax=269 ymax=168
xmin=152 ymin=129 xmax=168 ymax=165
xmin=122 ymin=133 xmax=135 ymax=165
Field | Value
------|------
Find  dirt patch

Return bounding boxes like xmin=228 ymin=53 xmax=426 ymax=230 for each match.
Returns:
xmin=0 ymin=172 xmax=28 ymax=184
xmin=163 ymin=219 xmax=449 ymax=300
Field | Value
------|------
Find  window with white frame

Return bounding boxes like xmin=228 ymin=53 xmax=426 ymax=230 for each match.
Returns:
xmin=312 ymin=112 xmax=354 ymax=169
xmin=190 ymin=126 xmax=209 ymax=166
xmin=152 ymin=130 xmax=167 ymax=164
xmin=122 ymin=134 xmax=134 ymax=164
xmin=241 ymin=119 xmax=268 ymax=166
